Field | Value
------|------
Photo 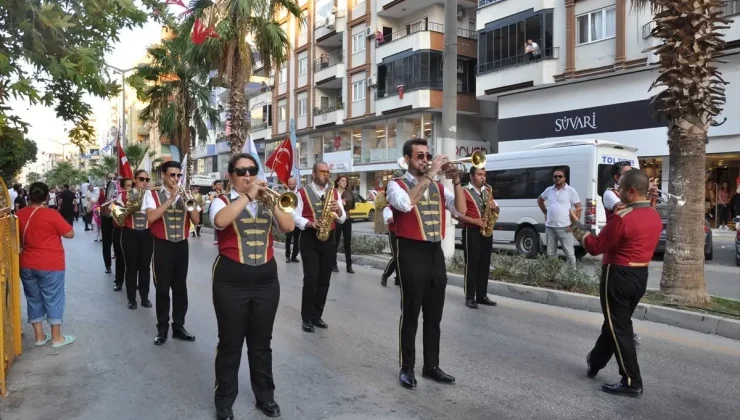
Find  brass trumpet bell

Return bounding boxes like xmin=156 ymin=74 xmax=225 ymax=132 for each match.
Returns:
xmin=453 ymin=150 xmax=486 ymax=169
xmin=260 ymin=188 xmax=298 ymax=214
xmin=178 ymin=186 xmax=197 ymax=212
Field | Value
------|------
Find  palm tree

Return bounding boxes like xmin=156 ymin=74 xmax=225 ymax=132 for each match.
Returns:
xmin=123 ymin=143 xmax=150 ymax=171
xmin=635 ymin=1 xmax=730 ymax=304
xmin=87 ymin=155 xmax=118 ymax=183
xmin=44 ymin=162 xmax=86 ymax=187
xmin=25 ymin=172 xmax=41 ymax=184
xmin=185 ymin=0 xmax=302 ymax=153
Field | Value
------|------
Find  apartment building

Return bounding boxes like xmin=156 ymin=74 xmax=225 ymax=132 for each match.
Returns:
xmin=475 ymin=0 xmax=740 ymax=200
xmin=238 ymin=0 xmax=495 ymax=196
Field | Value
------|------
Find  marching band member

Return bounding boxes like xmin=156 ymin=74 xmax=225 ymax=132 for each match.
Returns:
xmin=454 ymin=166 xmax=499 ymax=309
xmin=111 ymin=177 xmax=131 ymax=292
xmin=119 ymin=170 xmax=153 ymax=310
xmin=210 ymin=154 xmax=294 ymax=420
xmin=284 ymin=177 xmax=301 ymax=263
xmin=291 ymin=162 xmax=346 ymax=333
xmin=571 ymin=169 xmax=661 ymax=398
xmin=191 ymin=185 xmax=205 ymax=238
xmin=380 ymin=205 xmax=399 ymax=287
xmin=142 ymin=161 xmax=200 ymax=346
xmin=603 ymin=161 xmax=632 ymax=220
xmin=387 ymin=139 xmax=466 ymax=389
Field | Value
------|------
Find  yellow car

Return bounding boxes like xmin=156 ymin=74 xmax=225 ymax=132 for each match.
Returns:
xmin=349 ymin=193 xmax=376 ymax=221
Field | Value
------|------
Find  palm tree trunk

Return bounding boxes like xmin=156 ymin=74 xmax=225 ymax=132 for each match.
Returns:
xmin=659 ymin=120 xmax=709 ymax=304
xmin=228 ymin=78 xmax=247 ymax=154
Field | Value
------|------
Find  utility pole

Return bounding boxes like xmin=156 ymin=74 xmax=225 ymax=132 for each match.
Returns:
xmin=440 ymin=0 xmax=459 ymax=257
xmin=104 ymin=64 xmax=136 ymax=148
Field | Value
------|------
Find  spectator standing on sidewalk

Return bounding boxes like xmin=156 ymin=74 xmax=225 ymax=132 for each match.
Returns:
xmin=333 ymin=175 xmax=355 ymax=274
xmin=717 ymin=181 xmax=731 ymax=230
xmin=537 ymin=168 xmax=582 ymax=265
xmin=17 ymin=182 xmax=75 ymax=349
xmin=58 ymin=184 xmax=76 ymax=226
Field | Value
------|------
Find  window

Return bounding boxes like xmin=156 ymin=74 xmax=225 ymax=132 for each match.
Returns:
xmin=352 ymin=32 xmax=366 ymax=53
xmin=477 ymin=10 xmax=554 ymax=73
xmin=577 ymin=7 xmax=616 ymax=45
xmin=298 ymin=58 xmax=307 ymax=76
xmin=467 ymin=166 xmax=572 ymax=200
xmin=279 ymin=105 xmax=287 ymax=121
xmin=298 ymin=98 xmax=307 ymax=116
xmin=279 ymin=64 xmax=288 ymax=84
xmin=352 ymin=79 xmax=366 ymax=102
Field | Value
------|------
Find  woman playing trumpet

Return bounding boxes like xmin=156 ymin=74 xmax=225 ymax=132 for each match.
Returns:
xmin=209 ymin=153 xmax=295 ymax=420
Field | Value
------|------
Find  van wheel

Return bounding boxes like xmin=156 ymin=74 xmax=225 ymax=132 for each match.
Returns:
xmin=574 ymin=247 xmax=587 ymax=261
xmin=515 ymin=227 xmax=540 ymax=259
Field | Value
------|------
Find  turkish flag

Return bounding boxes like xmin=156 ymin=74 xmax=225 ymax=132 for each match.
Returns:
xmin=265 ymin=138 xmax=293 ymax=185
xmin=117 ymin=138 xmax=134 ymax=179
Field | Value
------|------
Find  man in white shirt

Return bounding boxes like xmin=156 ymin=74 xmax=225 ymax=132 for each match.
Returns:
xmin=284 ymin=177 xmax=301 ymax=263
xmin=387 ymin=139 xmax=466 ymax=390
xmin=84 ymin=184 xmax=97 ymax=231
xmin=537 ymin=168 xmax=582 ymax=265
xmin=603 ymin=161 xmax=632 ymax=220
xmin=526 ymin=39 xmax=541 ymax=59
xmin=291 ymin=162 xmax=346 ymax=333
xmin=9 ymin=183 xmax=18 ymax=209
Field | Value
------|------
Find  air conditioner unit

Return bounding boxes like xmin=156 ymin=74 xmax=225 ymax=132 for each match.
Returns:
xmin=365 ymin=27 xmax=375 ymax=38
xmin=367 ymin=76 xmax=376 ymax=87
xmin=457 ymin=6 xmax=465 ymax=21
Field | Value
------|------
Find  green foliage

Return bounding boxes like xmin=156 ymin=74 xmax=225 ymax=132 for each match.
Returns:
xmin=0 ymin=127 xmax=38 ymax=184
xmin=337 ymin=233 xmax=388 ymax=255
xmin=25 ymin=171 xmax=41 ymax=185
xmin=123 ymin=143 xmax=149 ymax=170
xmin=87 ymin=155 xmax=118 ymax=182
xmin=0 ymin=0 xmax=168 ymax=149
xmin=44 ymin=161 xmax=86 ymax=187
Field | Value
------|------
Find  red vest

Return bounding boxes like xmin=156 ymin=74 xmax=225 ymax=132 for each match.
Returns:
xmin=216 ymin=195 xmax=274 ymax=265
xmin=605 ymin=188 xmax=620 ymax=222
xmin=386 ymin=205 xmax=395 ymax=233
xmin=299 ymin=185 xmax=340 ymax=230
xmin=460 ymin=187 xmax=485 ymax=228
xmin=121 ymin=190 xmax=149 ymax=230
xmin=149 ymin=190 xmax=191 ymax=242
xmin=390 ymin=178 xmax=446 ymax=242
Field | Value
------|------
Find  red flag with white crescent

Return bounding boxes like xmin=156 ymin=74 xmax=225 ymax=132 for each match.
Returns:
xmin=117 ymin=138 xmax=134 ymax=179
xmin=265 ymin=138 xmax=293 ymax=185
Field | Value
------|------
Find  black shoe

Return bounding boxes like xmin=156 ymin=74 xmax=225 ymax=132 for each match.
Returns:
xmin=311 ymin=318 xmax=328 ymax=329
xmin=634 ymin=333 xmax=640 ymax=348
xmin=105 ymin=268 xmax=112 ymax=274
xmin=601 ymin=382 xmax=643 ymax=398
xmin=422 ymin=366 xmax=455 ymax=384
xmin=302 ymin=321 xmax=315 ymax=332
xmin=154 ymin=332 xmax=167 ymax=346
xmin=255 ymin=400 xmax=281 ymax=418
xmin=381 ymin=275 xmax=388 ymax=287
xmin=141 ymin=299 xmax=152 ymax=308
xmin=586 ymin=352 xmax=598 ymax=378
xmin=113 ymin=285 xmax=122 ymax=292
xmin=477 ymin=296 xmax=497 ymax=306
xmin=285 ymin=258 xmax=291 ymax=263
xmin=347 ymin=267 xmax=355 ymax=274
xmin=128 ymin=300 xmax=137 ymax=310
xmin=332 ymin=266 xmax=339 ymax=273
xmin=216 ymin=407 xmax=234 ymax=420
xmin=172 ymin=327 xmax=196 ymax=342
xmin=290 ymin=258 xmax=300 ymax=263
xmin=465 ymin=298 xmax=479 ymax=309
xmin=399 ymin=369 xmax=417 ymax=389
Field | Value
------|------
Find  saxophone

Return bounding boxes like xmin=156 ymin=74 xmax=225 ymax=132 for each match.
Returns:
xmin=480 ymin=184 xmax=498 ymax=238
xmin=315 ymin=182 xmax=338 ymax=241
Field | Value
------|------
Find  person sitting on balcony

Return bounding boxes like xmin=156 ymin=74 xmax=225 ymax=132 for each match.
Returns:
xmin=320 ymin=52 xmax=329 ymax=69
xmin=525 ymin=39 xmax=541 ymax=60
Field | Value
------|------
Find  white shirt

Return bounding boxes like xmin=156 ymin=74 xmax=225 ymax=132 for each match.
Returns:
xmin=526 ymin=42 xmax=540 ymax=55
xmin=383 ymin=206 xmax=393 ymax=224
xmin=9 ymin=189 xmax=17 ymax=205
xmin=386 ymin=172 xmax=461 ymax=217
xmin=603 ymin=187 xmax=621 ymax=211
xmin=141 ymin=187 xmax=202 ymax=214
xmin=209 ymin=189 xmax=278 ymax=230
xmin=291 ymin=182 xmax=347 ymax=230
xmin=467 ymin=184 xmax=499 ymax=208
xmin=540 ymin=184 xmax=581 ymax=228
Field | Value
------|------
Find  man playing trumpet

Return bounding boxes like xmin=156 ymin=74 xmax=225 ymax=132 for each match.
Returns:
xmin=387 ymin=139 xmax=466 ymax=389
xmin=141 ymin=161 xmax=201 ymax=346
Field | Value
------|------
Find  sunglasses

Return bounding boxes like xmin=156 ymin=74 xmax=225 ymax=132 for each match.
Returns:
xmin=137 ymin=177 xmax=151 ymax=182
xmin=415 ymin=152 xmax=433 ymax=161
xmin=233 ymin=166 xmax=259 ymax=177
xmin=553 ymin=175 xmax=564 ymax=179
xmin=317 ymin=170 xmax=331 ymax=176
xmin=167 ymin=173 xmax=184 ymax=179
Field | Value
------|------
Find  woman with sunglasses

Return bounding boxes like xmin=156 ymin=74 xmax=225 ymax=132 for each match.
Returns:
xmin=209 ymin=153 xmax=294 ymax=420
xmin=119 ymin=170 xmax=153 ymax=310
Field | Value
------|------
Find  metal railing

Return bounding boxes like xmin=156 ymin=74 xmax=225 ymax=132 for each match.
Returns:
xmin=375 ymin=80 xmax=444 ymax=99
xmin=476 ymin=47 xmax=559 ymax=75
xmin=642 ymin=21 xmax=656 ymax=39
xmin=314 ymin=50 xmax=344 ymax=72
xmin=376 ymin=22 xmax=476 ymax=47
xmin=723 ymin=0 xmax=740 ymax=16
xmin=0 ymin=178 xmax=22 ymax=397
xmin=314 ymin=103 xmax=344 ymax=115
xmin=250 ymin=121 xmax=270 ymax=130
xmin=478 ymin=0 xmax=507 ymax=8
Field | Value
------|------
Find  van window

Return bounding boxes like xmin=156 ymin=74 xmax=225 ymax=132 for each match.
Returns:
xmin=486 ymin=166 xmax=570 ymax=200
xmin=597 ymin=164 xmax=615 ymax=197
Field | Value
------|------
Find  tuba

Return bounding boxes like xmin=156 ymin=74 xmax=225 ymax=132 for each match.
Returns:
xmin=480 ymin=184 xmax=498 ymax=238
xmin=315 ymin=182 xmax=338 ymax=241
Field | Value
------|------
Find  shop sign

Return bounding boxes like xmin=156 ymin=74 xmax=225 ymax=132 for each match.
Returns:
xmin=455 ymin=140 xmax=490 ymax=158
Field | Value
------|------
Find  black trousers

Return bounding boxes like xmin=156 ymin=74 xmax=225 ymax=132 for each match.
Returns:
xmin=60 ymin=210 xmax=75 ymax=227
xmin=84 ymin=211 xmax=92 ymax=230
xmin=194 ymin=210 xmax=203 ymax=236
xmin=152 ymin=237 xmax=190 ymax=332
xmin=213 ymin=256 xmax=280 ymax=409
xmin=334 ymin=219 xmax=352 ymax=268
xmin=101 ymin=216 xmax=114 ymax=269
xmin=285 ymin=228 xmax=300 ymax=260
xmin=113 ymin=227 xmax=125 ymax=286
xmin=462 ymin=227 xmax=493 ymax=300
xmin=590 ymin=264 xmax=647 ymax=387
xmin=121 ymin=228 xmax=153 ymax=302
xmin=397 ymin=238 xmax=447 ymax=370
xmin=300 ymin=228 xmax=336 ymax=323
xmin=382 ymin=232 xmax=398 ymax=280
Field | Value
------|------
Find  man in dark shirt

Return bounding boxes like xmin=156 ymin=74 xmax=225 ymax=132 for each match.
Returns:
xmin=59 ymin=184 xmax=77 ymax=226
xmin=13 ymin=184 xmax=26 ymax=212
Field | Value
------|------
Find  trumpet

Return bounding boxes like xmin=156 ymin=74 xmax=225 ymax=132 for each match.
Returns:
xmin=655 ymin=189 xmax=686 ymax=206
xmin=257 ymin=187 xmax=298 ymax=214
xmin=177 ymin=186 xmax=197 ymax=212
xmin=426 ymin=150 xmax=487 ymax=178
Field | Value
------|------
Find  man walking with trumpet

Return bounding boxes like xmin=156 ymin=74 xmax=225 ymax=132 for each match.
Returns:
xmin=387 ymin=139 xmax=467 ymax=389
xmin=142 ymin=161 xmax=201 ymax=346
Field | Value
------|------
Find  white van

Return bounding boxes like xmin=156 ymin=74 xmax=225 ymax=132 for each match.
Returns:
xmin=457 ymin=139 xmax=639 ymax=258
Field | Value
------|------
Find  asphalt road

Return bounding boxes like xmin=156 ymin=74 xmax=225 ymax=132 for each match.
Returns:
xmin=2 ymin=224 xmax=739 ymax=420
xmin=352 ymin=221 xmax=740 ymax=299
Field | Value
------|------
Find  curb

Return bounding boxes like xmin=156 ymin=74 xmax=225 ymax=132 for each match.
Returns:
xmin=271 ymin=242 xmax=740 ymax=341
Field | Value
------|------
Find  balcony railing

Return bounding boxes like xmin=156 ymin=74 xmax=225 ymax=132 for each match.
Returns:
xmin=642 ymin=21 xmax=656 ymax=39
xmin=478 ymin=0 xmax=507 ymax=8
xmin=476 ymin=47 xmax=559 ymax=75
xmin=314 ymin=10 xmax=346 ymax=29
xmin=375 ymin=80 xmax=444 ymax=99
xmin=376 ymin=22 xmax=476 ymax=47
xmin=250 ymin=121 xmax=270 ymax=131
xmin=723 ymin=0 xmax=740 ymax=16
xmin=313 ymin=103 xmax=344 ymax=115
xmin=314 ymin=50 xmax=344 ymax=72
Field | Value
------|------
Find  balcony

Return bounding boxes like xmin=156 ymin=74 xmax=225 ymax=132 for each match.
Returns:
xmin=314 ymin=50 xmax=345 ymax=88
xmin=315 ymin=10 xmax=346 ymax=47
xmin=249 ymin=120 xmax=272 ymax=141
xmin=137 ymin=123 xmax=150 ymax=136
xmin=377 ymin=0 xmax=477 ymax=18
xmin=476 ymin=47 xmax=559 ymax=97
xmin=375 ymin=22 xmax=477 ymax=62
xmin=720 ymin=0 xmax=740 ymax=43
xmin=313 ymin=104 xmax=345 ymax=127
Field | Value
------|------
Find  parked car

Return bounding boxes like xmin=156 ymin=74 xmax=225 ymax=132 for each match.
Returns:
xmin=349 ymin=193 xmax=375 ymax=221
xmin=654 ymin=204 xmax=713 ymax=260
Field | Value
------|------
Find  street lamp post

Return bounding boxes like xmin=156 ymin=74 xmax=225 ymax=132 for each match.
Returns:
xmin=104 ymin=64 xmax=136 ymax=148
